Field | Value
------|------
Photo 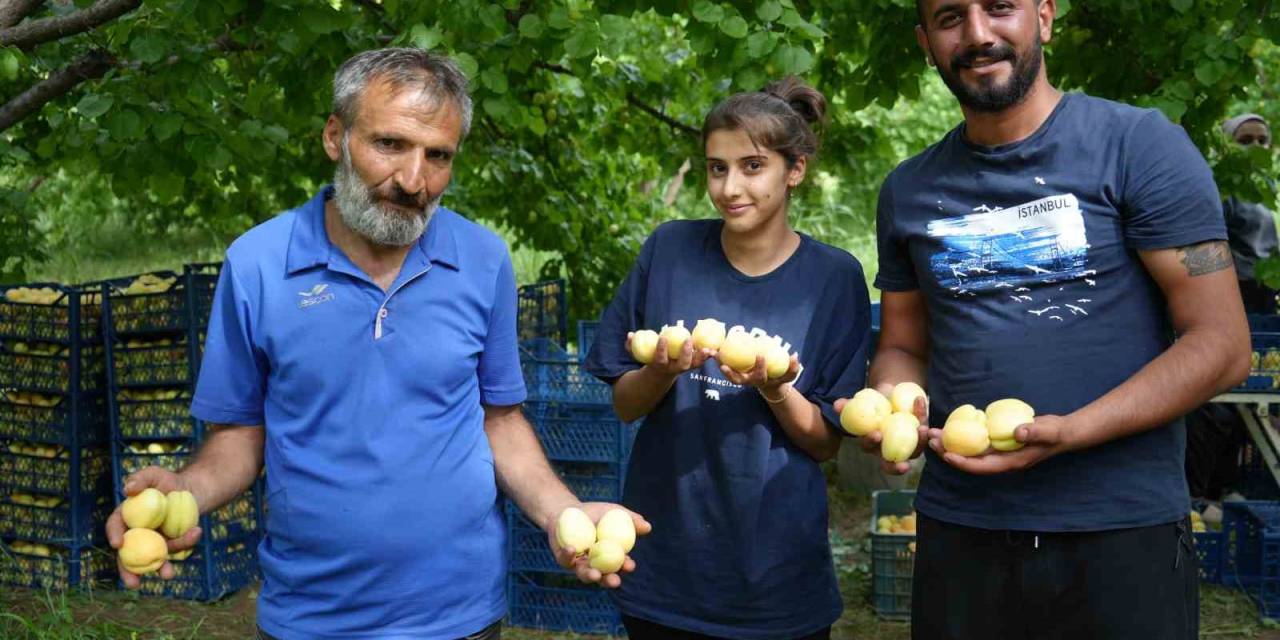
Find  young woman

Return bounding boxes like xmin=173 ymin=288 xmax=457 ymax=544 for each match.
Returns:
xmin=583 ymin=77 xmax=872 ymax=640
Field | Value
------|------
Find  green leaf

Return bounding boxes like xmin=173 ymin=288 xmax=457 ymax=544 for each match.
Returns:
xmin=106 ymin=109 xmax=145 ymax=141
xmin=771 ymin=44 xmax=814 ymax=74
xmin=484 ymin=97 xmax=512 ymax=119
xmin=564 ymin=26 xmax=599 ymax=58
xmin=453 ymin=52 xmax=479 ymax=80
xmin=263 ymin=125 xmax=289 ymax=145
xmin=152 ymin=112 xmax=183 ymax=142
xmin=720 ymin=16 xmax=749 ymax=39
xmin=149 ymin=172 xmax=185 ymax=201
xmin=1194 ymin=59 xmax=1223 ymax=85
xmin=299 ymin=6 xmax=342 ymax=34
xmin=600 ymin=14 xmax=630 ymax=41
xmin=746 ymin=31 xmax=777 ymax=59
xmin=757 ymin=1 xmax=783 ymax=21
xmin=408 ymin=24 xmax=442 ymax=50
xmin=735 ymin=66 xmax=767 ymax=91
xmin=75 ymin=95 xmax=113 ymax=119
xmin=129 ymin=34 xmax=166 ymax=64
xmin=481 ymin=67 xmax=508 ymax=94
xmin=518 ymin=14 xmax=545 ymax=38
xmin=1170 ymin=0 xmax=1192 ymax=13
xmin=548 ymin=7 xmax=572 ymax=29
xmin=1056 ymin=0 xmax=1072 ymax=17
xmin=0 ymin=50 xmax=18 ymax=82
xmin=692 ymin=0 xmax=724 ymax=23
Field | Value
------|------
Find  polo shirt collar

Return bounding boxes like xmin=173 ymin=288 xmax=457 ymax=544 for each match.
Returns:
xmin=285 ymin=185 xmax=460 ymax=276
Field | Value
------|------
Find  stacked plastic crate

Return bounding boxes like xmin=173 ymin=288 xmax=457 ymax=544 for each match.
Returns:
xmin=0 ymin=283 xmax=115 ymax=590
xmin=103 ymin=263 xmax=263 ymax=601
xmin=508 ymin=283 xmax=628 ymax=635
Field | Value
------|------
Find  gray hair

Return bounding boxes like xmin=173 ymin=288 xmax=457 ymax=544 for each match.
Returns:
xmin=332 ymin=48 xmax=473 ymax=139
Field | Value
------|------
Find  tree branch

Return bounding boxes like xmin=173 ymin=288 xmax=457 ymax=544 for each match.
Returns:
xmin=0 ymin=48 xmax=113 ymax=132
xmin=352 ymin=0 xmax=397 ymax=37
xmin=625 ymin=93 xmax=698 ymax=136
xmin=0 ymin=0 xmax=139 ymax=51
xmin=0 ymin=0 xmax=44 ymax=29
xmin=535 ymin=61 xmax=573 ymax=76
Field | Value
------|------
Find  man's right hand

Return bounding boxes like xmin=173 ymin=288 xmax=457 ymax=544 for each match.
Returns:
xmin=834 ymin=384 xmax=930 ymax=475
xmin=105 ymin=466 xmax=203 ymax=589
xmin=627 ymin=332 xmax=712 ymax=377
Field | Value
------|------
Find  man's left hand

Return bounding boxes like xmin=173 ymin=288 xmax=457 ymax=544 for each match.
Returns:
xmin=546 ymin=502 xmax=652 ymax=589
xmin=927 ymin=414 xmax=1074 ymax=475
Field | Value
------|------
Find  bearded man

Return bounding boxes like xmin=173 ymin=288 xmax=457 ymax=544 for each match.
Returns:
xmin=105 ymin=48 xmax=647 ymax=640
xmin=854 ymin=1 xmax=1250 ymax=638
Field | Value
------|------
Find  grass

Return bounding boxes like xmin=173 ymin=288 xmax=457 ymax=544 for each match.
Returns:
xmin=1 ymin=468 xmax=1269 ymax=639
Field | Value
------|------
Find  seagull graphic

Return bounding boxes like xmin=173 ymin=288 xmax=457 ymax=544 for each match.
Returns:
xmin=950 ymin=265 xmax=967 ymax=279
xmin=1049 ymin=315 xmax=1064 ymax=321
xmin=995 ymin=282 xmax=1014 ymax=289
xmin=1026 ymin=265 xmax=1049 ymax=274
xmin=1081 ymin=270 xmax=1097 ymax=277
xmin=1077 ymin=298 xmax=1092 ymax=303
xmin=1065 ymin=304 xmax=1088 ymax=316
xmin=1085 ymin=278 xmax=1096 ymax=287
xmin=973 ymin=204 xmax=994 ymax=213
xmin=1016 ymin=295 xmax=1033 ymax=302
xmin=1015 ymin=287 xmax=1030 ymax=292
xmin=1035 ymin=177 xmax=1046 ymax=185
xmin=1028 ymin=306 xmax=1060 ymax=316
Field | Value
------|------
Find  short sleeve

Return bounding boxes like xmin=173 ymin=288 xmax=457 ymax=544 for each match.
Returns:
xmin=873 ymin=174 xmax=920 ymax=291
xmin=477 ymin=252 xmax=528 ymax=406
xmin=796 ymin=262 xmax=872 ymax=436
xmin=583 ymin=233 xmax=656 ymax=384
xmin=190 ymin=261 xmax=269 ymax=426
xmin=1120 ymin=111 xmax=1227 ymax=250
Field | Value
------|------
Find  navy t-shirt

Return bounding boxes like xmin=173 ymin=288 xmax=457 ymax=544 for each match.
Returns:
xmin=584 ymin=219 xmax=870 ymax=639
xmin=875 ymin=93 xmax=1227 ymax=532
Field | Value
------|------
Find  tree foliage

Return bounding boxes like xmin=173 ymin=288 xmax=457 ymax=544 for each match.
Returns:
xmin=0 ymin=0 xmax=1276 ymax=318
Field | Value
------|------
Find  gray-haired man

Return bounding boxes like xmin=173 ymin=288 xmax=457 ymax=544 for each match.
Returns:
xmin=105 ymin=48 xmax=649 ymax=640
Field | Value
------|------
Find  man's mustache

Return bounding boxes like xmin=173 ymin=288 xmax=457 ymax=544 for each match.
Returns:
xmin=952 ymin=43 xmax=1016 ymax=72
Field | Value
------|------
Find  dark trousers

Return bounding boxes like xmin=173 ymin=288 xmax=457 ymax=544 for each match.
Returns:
xmin=911 ymin=513 xmax=1199 ymax=640
xmin=258 ymin=619 xmax=500 ymax=640
xmin=622 ymin=614 xmax=830 ymax=640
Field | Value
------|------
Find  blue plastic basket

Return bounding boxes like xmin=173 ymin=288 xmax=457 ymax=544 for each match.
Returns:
xmin=108 ymin=338 xmax=195 ymax=388
xmin=1196 ymin=529 xmax=1224 ymax=584
xmin=0 ymin=445 xmax=111 ymax=496
xmin=111 ymin=388 xmax=198 ymax=441
xmin=0 ymin=491 xmax=111 ymax=547
xmin=0 ymin=542 xmax=115 ymax=590
xmin=507 ymin=570 xmax=624 ymax=635
xmin=870 ymin=490 xmax=916 ymax=622
xmin=0 ymin=392 xmax=107 ymax=446
xmin=0 ymin=342 xmax=105 ymax=395
xmin=101 ymin=273 xmax=196 ymax=336
xmin=185 ymin=263 xmax=221 ymax=330
xmin=1222 ymin=501 xmax=1280 ymax=618
xmin=517 ymin=280 xmax=567 ymax=348
xmin=576 ymin=320 xmax=599 ymax=364
xmin=506 ymin=504 xmax=564 ymax=574
xmin=524 ymin=402 xmax=626 ymax=464
xmin=1238 ymin=315 xmax=1280 ymax=392
xmin=522 ymin=361 xmax=612 ymax=405
xmin=555 ymin=460 xmax=624 ymax=503
xmin=131 ymin=537 xmax=259 ymax=602
xmin=0 ymin=284 xmax=102 ymax=345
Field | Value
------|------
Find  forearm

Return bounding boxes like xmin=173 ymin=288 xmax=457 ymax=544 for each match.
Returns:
xmin=179 ymin=425 xmax=264 ymax=513
xmin=764 ymin=385 xmax=841 ymax=461
xmin=1067 ymin=328 xmax=1250 ymax=451
xmin=486 ymin=407 xmax=579 ymax=530
xmin=868 ymin=347 xmax=928 ymax=393
xmin=611 ymin=367 xmax=678 ymax=423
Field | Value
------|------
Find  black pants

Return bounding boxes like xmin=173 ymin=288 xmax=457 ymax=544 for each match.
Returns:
xmin=911 ymin=513 xmax=1199 ymax=640
xmin=258 ymin=619 xmax=500 ymax=639
xmin=1186 ymin=402 xmax=1247 ymax=500
xmin=622 ymin=614 xmax=830 ymax=640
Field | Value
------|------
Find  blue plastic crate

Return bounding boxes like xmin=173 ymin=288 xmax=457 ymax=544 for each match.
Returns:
xmin=525 ymin=402 xmax=626 ymax=464
xmin=0 ymin=284 xmax=102 ymax=345
xmin=1238 ymin=315 xmax=1280 ymax=392
xmin=506 ymin=505 xmax=564 ymax=574
xmin=1196 ymin=529 xmax=1224 ymax=584
xmin=0 ymin=491 xmax=111 ymax=547
xmin=0 ymin=542 xmax=115 ymax=590
xmin=507 ymin=570 xmax=624 ymax=635
xmin=517 ymin=280 xmax=567 ymax=347
xmin=0 ymin=445 xmax=111 ymax=496
xmin=556 ymin=460 xmax=624 ymax=503
xmin=131 ymin=537 xmax=259 ymax=602
xmin=577 ymin=320 xmax=599 ymax=364
xmin=112 ymin=452 xmax=262 ymax=545
xmin=184 ymin=262 xmax=221 ymax=330
xmin=870 ymin=490 xmax=916 ymax=622
xmin=1223 ymin=501 xmax=1280 ymax=618
xmin=111 ymin=388 xmax=197 ymax=441
xmin=102 ymin=273 xmax=193 ymax=336
xmin=0 ymin=341 xmax=105 ymax=395
xmin=522 ymin=361 xmax=612 ymax=405
xmin=109 ymin=337 xmax=196 ymax=387
xmin=0 ymin=392 xmax=108 ymax=446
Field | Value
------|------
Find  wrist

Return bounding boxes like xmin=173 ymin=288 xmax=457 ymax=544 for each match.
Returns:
xmin=539 ymin=494 xmax=584 ymax=534
xmin=759 ymin=384 xmax=791 ymax=404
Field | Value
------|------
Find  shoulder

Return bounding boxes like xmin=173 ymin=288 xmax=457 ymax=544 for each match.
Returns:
xmin=1066 ymin=92 xmax=1180 ymax=140
xmin=801 ymin=235 xmax=867 ymax=280
xmin=651 ymin=218 xmax=717 ymax=242
xmin=433 ymin=206 xmax=509 ymax=255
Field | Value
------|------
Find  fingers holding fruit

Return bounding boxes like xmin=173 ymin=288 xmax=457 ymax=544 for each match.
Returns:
xmin=928 ymin=400 xmax=1071 ymax=474
xmin=628 ymin=323 xmax=710 ymax=376
xmin=108 ymin=468 xmax=201 ymax=587
xmin=836 ymin=383 xmax=930 ymax=475
xmin=549 ymin=504 xmax=651 ymax=589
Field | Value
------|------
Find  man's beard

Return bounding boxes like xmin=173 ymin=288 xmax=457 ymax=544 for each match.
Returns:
xmin=936 ymin=36 xmax=1042 ymax=114
xmin=333 ymin=146 xmax=442 ymax=247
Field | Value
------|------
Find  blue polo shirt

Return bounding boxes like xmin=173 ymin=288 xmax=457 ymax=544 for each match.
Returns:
xmin=191 ymin=187 xmax=526 ymax=640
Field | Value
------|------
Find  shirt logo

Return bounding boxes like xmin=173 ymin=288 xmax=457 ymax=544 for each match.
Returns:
xmin=704 ymin=389 xmax=721 ymax=401
xmin=298 ymin=283 xmax=335 ymax=309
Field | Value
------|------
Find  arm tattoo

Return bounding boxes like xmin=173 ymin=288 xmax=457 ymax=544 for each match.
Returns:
xmin=1177 ymin=241 xmax=1232 ymax=277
